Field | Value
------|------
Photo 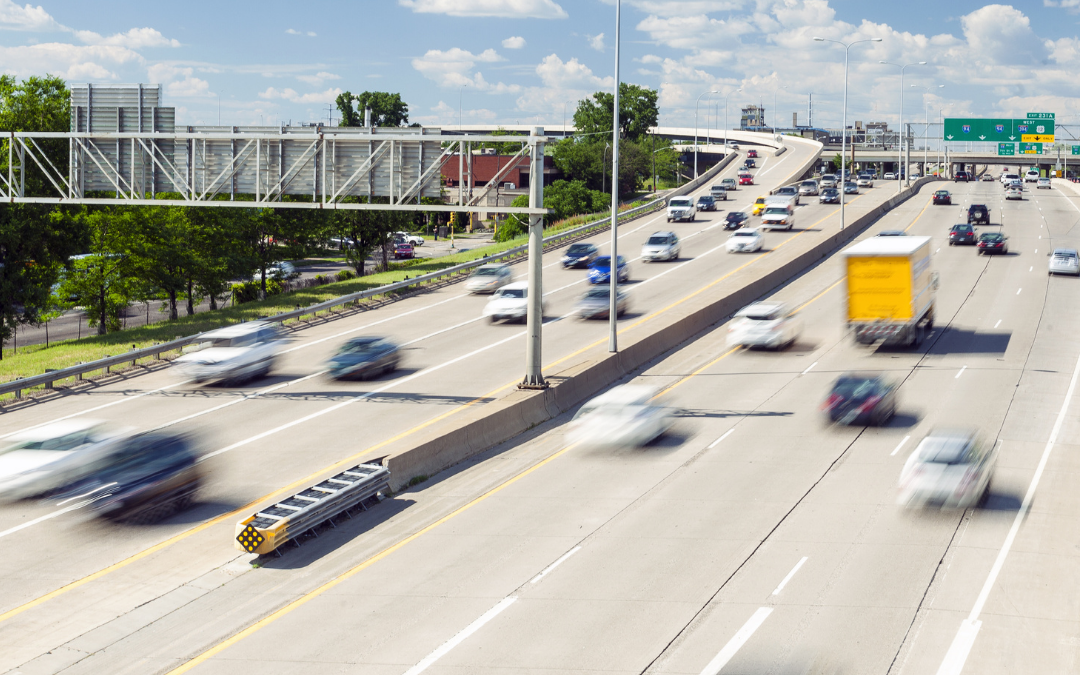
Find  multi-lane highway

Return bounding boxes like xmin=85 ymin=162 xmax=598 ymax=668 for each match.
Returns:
xmin=8 ymin=155 xmax=1075 ymax=674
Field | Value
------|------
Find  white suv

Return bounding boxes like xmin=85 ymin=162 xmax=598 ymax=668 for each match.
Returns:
xmin=666 ymin=197 xmax=695 ymax=222
xmin=175 ymin=321 xmax=285 ymax=385
xmin=1025 ymin=170 xmax=1040 ymax=183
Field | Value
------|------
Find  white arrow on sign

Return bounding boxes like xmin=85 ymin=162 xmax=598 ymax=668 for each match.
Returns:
xmin=1009 ymin=136 xmax=1016 ymax=141
xmin=946 ymin=135 xmax=954 ymax=140
xmin=979 ymin=135 xmax=986 ymax=140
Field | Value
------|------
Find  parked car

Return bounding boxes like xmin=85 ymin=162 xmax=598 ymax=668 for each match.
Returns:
xmin=727 ymin=302 xmax=801 ymax=350
xmin=1037 ymin=177 xmax=1052 ymax=189
xmin=948 ymin=223 xmax=977 ymax=245
xmin=739 ymin=171 xmax=754 ymax=186
xmin=976 ymin=231 xmax=1008 ymax=255
xmin=819 ymin=187 xmax=840 ymax=204
xmin=667 ymin=197 xmax=695 ymax=222
xmin=798 ymin=180 xmax=819 ymax=196
xmin=1005 ymin=186 xmax=1023 ymax=200
xmin=724 ymin=211 xmax=749 ymax=229
xmin=696 ymin=195 xmax=717 ymax=211
xmin=393 ymin=242 xmax=414 ymax=259
xmin=775 ymin=185 xmax=801 ymax=205
xmin=726 ymin=228 xmax=763 ymax=253
xmin=0 ymin=420 xmax=129 ymax=500
xmin=175 ymin=321 xmax=285 ymax=385
xmin=588 ymin=255 xmax=630 ymax=284
xmin=641 ymin=232 xmax=680 ymax=262
xmin=747 ymin=149 xmax=758 ymax=158
xmin=326 ymin=336 xmax=401 ymax=380
xmin=567 ymin=385 xmax=673 ymax=448
xmin=575 ymin=285 xmax=630 ymax=320
xmin=967 ymin=204 xmax=990 ymax=226
xmin=898 ymin=429 xmax=996 ymax=509
xmin=751 ymin=196 xmax=767 ymax=215
xmin=932 ymin=190 xmax=951 ymax=205
xmin=1049 ymin=248 xmax=1080 ymax=276
xmin=822 ymin=372 xmax=898 ymax=425
xmin=483 ymin=282 xmax=543 ymax=323
xmin=843 ymin=181 xmax=859 ymax=195
xmin=394 ymin=231 xmax=425 ymax=247
xmin=562 ymin=242 xmax=600 ymax=268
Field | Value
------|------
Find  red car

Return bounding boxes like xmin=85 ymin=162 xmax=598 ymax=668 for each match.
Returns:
xmin=394 ymin=242 xmax=414 ymax=259
xmin=739 ymin=173 xmax=754 ymax=185
xmin=747 ymin=149 xmax=758 ymax=158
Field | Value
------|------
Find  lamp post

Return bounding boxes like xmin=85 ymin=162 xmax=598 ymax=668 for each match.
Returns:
xmin=212 ymin=92 xmax=221 ymax=126
xmin=912 ymin=84 xmax=944 ymax=178
xmin=815 ymin=36 xmax=883 ymax=229
xmin=602 ymin=142 xmax=611 ymax=194
xmin=724 ymin=87 xmax=743 ymax=153
xmin=694 ymin=90 xmax=718 ymax=178
xmin=879 ymin=60 xmax=925 ymax=190
xmin=773 ymin=85 xmax=787 ymax=130
xmin=609 ymin=0 xmax=622 ymax=353
xmin=458 ymin=84 xmax=468 ymax=131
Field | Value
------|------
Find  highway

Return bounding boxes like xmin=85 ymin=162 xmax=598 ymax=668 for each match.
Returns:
xmin=5 ymin=154 xmax=1070 ymax=674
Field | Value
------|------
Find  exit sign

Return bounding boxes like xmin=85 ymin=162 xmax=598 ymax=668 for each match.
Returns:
xmin=1072 ymin=146 xmax=1080 ymax=156
xmin=998 ymin=143 xmax=1016 ymax=156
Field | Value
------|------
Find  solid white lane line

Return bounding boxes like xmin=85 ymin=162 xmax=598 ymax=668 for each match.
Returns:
xmin=994 ymin=319 xmax=1002 ymax=329
xmin=771 ymin=557 xmax=808 ymax=595
xmin=404 ymin=596 xmax=518 ymax=675
xmin=801 ymin=361 xmax=817 ymax=375
xmin=1029 ymin=266 xmax=1033 ymax=272
xmin=891 ymin=435 xmax=912 ymax=457
xmin=708 ymin=429 xmax=735 ymax=449
xmin=531 ymin=546 xmax=582 ymax=584
xmin=955 ymin=366 xmax=967 ymax=379
xmin=936 ymin=350 xmax=1080 ymax=675
xmin=699 ymin=607 xmax=773 ymax=675
xmin=1017 ymin=288 xmax=1022 ymax=295
xmin=55 ymin=482 xmax=116 ymax=506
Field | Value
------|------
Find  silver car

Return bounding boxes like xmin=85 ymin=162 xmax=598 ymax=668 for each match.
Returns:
xmin=898 ymin=429 xmax=996 ymax=509
xmin=174 ymin=321 xmax=284 ymax=385
xmin=465 ymin=263 xmax=513 ymax=294
xmin=820 ymin=174 xmax=838 ymax=188
xmin=798 ymin=180 xmax=819 ymax=196
xmin=641 ymin=231 xmax=680 ymax=262
xmin=575 ymin=286 xmax=630 ymax=320
xmin=0 ymin=420 xmax=129 ymax=500
xmin=1049 ymin=248 xmax=1080 ymax=276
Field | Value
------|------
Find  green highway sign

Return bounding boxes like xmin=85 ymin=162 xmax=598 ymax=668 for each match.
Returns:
xmin=1027 ymin=112 xmax=1055 ymax=119
xmin=1072 ymin=146 xmax=1080 ymax=156
xmin=1020 ymin=143 xmax=1043 ymax=154
xmin=998 ymin=143 xmax=1016 ymax=156
xmin=944 ymin=114 xmax=1055 ymax=142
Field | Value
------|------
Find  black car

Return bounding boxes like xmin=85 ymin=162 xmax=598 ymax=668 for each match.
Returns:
xmin=70 ymin=432 xmax=204 ymax=524
xmin=954 ymin=171 xmax=971 ymax=182
xmin=696 ymin=195 xmax=717 ymax=211
xmin=932 ymin=190 xmax=951 ymax=205
xmin=743 ymin=158 xmax=756 ymax=168
xmin=327 ymin=336 xmax=400 ymax=380
xmin=967 ymin=204 xmax=990 ymax=226
xmin=949 ymin=223 xmax=977 ymax=245
xmin=977 ymin=231 xmax=1008 ymax=255
xmin=561 ymin=242 xmax=599 ymax=268
xmin=724 ymin=211 xmax=749 ymax=229
xmin=819 ymin=187 xmax=840 ymax=204
xmin=822 ymin=373 xmax=898 ymax=426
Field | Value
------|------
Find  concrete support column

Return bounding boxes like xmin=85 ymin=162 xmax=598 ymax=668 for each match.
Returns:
xmin=520 ymin=126 xmax=547 ymax=389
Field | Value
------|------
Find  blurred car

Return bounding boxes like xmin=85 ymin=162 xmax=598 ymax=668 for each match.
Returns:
xmin=898 ymin=429 xmax=996 ymax=509
xmin=588 ymin=255 xmax=631 ymax=284
xmin=0 ymin=420 xmax=128 ymax=500
xmin=696 ymin=195 xmax=717 ymax=211
xmin=819 ymin=187 xmax=840 ymax=204
xmin=175 ymin=321 xmax=284 ymax=385
xmin=843 ymin=181 xmax=859 ymax=195
xmin=932 ymin=190 xmax=951 ymax=205
xmin=727 ymin=301 xmax=801 ymax=350
xmin=856 ymin=173 xmax=874 ymax=187
xmin=326 ymin=336 xmax=400 ymax=380
xmin=641 ymin=232 xmax=680 ymax=262
xmin=394 ymin=231 xmax=425 ymax=246
xmin=72 ymin=432 xmax=205 ymax=524
xmin=954 ymin=171 xmax=971 ymax=182
xmin=724 ymin=211 xmax=749 ymax=229
xmin=799 ymin=180 xmax=819 ymax=196
xmin=465 ymin=263 xmax=513 ymax=293
xmin=739 ymin=172 xmax=754 ymax=186
xmin=743 ymin=158 xmax=756 ymax=169
xmin=575 ymin=285 xmax=630 ymax=320
xmin=253 ymin=261 xmax=300 ymax=281
xmin=720 ymin=178 xmax=738 ymax=191
xmin=726 ymin=228 xmax=763 ymax=253
xmin=775 ymin=185 xmax=801 ymax=205
xmin=883 ymin=172 xmax=896 ymax=180
xmin=1025 ymin=170 xmax=1040 ymax=182
xmin=976 ymin=231 xmax=1008 ymax=254
xmin=967 ymin=204 xmax=990 ymax=226
xmin=562 ymin=242 xmax=600 ymax=268
xmin=981 ymin=173 xmax=995 ymax=182
xmin=822 ymin=373 xmax=897 ymax=426
xmin=483 ymin=282 xmax=543 ymax=323
xmin=1005 ymin=185 xmax=1023 ymax=200
xmin=727 ymin=141 xmax=740 ymax=150
xmin=747 ymin=149 xmax=758 ymax=158
xmin=393 ymin=242 xmax=414 ymax=259
xmin=566 ymin=385 xmax=673 ymax=448
xmin=821 ymin=174 xmax=838 ymax=188
xmin=751 ymin=196 xmax=767 ymax=216
xmin=877 ymin=230 xmax=907 ymax=237
xmin=949 ymin=223 xmax=977 ymax=245
xmin=1048 ymin=248 xmax=1080 ymax=276
xmin=1037 ymin=177 xmax=1052 ymax=189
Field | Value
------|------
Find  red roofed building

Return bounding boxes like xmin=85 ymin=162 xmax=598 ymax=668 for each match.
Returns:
xmin=441 ymin=153 xmax=561 ymax=189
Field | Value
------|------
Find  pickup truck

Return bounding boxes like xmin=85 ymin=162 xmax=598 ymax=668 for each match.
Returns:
xmin=761 ymin=204 xmax=794 ymax=231
xmin=842 ymin=236 xmax=938 ymax=347
xmin=394 ymin=231 xmax=425 ymax=247
xmin=666 ymin=196 xmax=695 ymax=222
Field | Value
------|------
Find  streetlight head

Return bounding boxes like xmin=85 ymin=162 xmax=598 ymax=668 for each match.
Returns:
xmin=879 ymin=60 xmax=888 ymax=64
xmin=871 ymin=38 xmax=883 ymax=42
xmin=917 ymin=61 xmax=927 ymax=65
xmin=813 ymin=37 xmax=824 ymax=41
xmin=937 ymin=84 xmax=945 ymax=88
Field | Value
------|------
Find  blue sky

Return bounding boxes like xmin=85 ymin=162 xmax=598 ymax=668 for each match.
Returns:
xmin=4 ymin=1 xmax=1080 ymax=133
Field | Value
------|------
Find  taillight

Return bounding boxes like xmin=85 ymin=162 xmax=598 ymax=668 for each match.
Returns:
xmin=857 ymin=395 xmax=881 ymax=413
xmin=822 ymin=394 xmax=842 ymax=411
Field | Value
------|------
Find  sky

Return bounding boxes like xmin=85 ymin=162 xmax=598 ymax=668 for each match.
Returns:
xmin=3 ymin=0 xmax=1080 ymax=134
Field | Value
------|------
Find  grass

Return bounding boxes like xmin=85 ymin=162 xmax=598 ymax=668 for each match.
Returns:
xmin=1 ymin=200 xmax=660 ymax=395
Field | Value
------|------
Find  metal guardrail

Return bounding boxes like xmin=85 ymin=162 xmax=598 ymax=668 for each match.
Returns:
xmin=0 ymin=149 xmax=742 ymax=401
xmin=235 ymin=463 xmax=390 ymax=555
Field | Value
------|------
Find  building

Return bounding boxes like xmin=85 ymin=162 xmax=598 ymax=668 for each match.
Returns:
xmin=740 ymin=105 xmax=766 ymax=130
xmin=441 ymin=154 xmax=560 ymax=190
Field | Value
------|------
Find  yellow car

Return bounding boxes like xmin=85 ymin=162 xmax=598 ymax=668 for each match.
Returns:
xmin=752 ymin=196 xmax=767 ymax=216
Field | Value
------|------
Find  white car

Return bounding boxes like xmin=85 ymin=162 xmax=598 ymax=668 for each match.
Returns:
xmin=883 ymin=172 xmax=896 ymax=181
xmin=1025 ymin=170 xmax=1040 ymax=183
xmin=857 ymin=173 xmax=874 ymax=187
xmin=1000 ymin=173 xmax=1020 ymax=185
xmin=727 ymin=302 xmax=801 ymax=350
xmin=253 ymin=261 xmax=300 ymax=281
xmin=1037 ymin=177 xmax=1051 ymax=189
xmin=464 ymin=263 xmax=513 ymax=294
xmin=0 ymin=420 xmax=129 ymax=500
xmin=1005 ymin=186 xmax=1023 ymax=200
xmin=798 ymin=180 xmax=819 ymax=196
xmin=898 ymin=429 xmax=996 ymax=509
xmin=820 ymin=174 xmax=838 ymax=188
xmin=394 ymin=231 xmax=425 ymax=246
xmin=1049 ymin=248 xmax=1080 ymax=276
xmin=566 ymin=385 xmax=673 ymax=448
xmin=666 ymin=197 xmax=695 ymax=223
xmin=726 ymin=228 xmax=763 ymax=253
xmin=641 ymin=231 xmax=680 ymax=262
xmin=174 ymin=321 xmax=285 ymax=384
xmin=483 ymin=282 xmax=543 ymax=323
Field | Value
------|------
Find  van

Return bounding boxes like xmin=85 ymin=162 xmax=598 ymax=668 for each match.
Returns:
xmin=761 ymin=204 xmax=795 ymax=231
xmin=764 ymin=194 xmax=796 ymax=211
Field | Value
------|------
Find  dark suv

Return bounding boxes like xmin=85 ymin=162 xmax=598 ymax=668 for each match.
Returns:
xmin=949 ymin=223 xmax=977 ymax=245
xmin=967 ymin=204 xmax=990 ymax=226
xmin=954 ymin=171 xmax=971 ymax=182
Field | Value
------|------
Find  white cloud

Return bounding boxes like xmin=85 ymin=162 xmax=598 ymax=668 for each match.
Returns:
xmin=0 ymin=42 xmax=142 ymax=80
xmin=296 ymin=71 xmax=341 ymax=86
xmin=515 ymin=53 xmax=615 ymax=114
xmin=411 ymin=47 xmax=520 ymax=92
xmin=1044 ymin=0 xmax=1080 ymax=12
xmin=414 ymin=99 xmax=499 ymax=125
xmin=75 ymin=27 xmax=180 ymax=49
xmin=259 ymin=86 xmax=343 ymax=104
xmin=588 ymin=33 xmax=605 ymax=51
xmin=502 ymin=35 xmax=526 ymax=49
xmin=0 ymin=0 xmax=62 ymax=31
xmin=961 ymin=4 xmax=1046 ymax=66
xmin=398 ymin=0 xmax=567 ymax=19
xmin=148 ymin=63 xmax=210 ymax=98
xmin=285 ymin=28 xmax=317 ymax=37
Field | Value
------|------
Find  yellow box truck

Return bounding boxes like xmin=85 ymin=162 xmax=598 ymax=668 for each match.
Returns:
xmin=842 ymin=235 xmax=938 ymax=346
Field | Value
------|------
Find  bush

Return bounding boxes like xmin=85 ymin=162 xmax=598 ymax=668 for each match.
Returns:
xmin=232 ymin=279 xmax=285 ymax=304
xmin=335 ymin=269 xmax=356 ymax=282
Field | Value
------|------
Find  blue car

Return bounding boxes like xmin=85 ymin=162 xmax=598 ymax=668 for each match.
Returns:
xmin=588 ymin=255 xmax=630 ymax=284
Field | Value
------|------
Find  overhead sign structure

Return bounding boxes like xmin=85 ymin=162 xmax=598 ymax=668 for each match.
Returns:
xmin=998 ymin=143 xmax=1016 ymax=156
xmin=944 ymin=114 xmax=1055 ymax=142
xmin=1020 ymin=143 xmax=1043 ymax=155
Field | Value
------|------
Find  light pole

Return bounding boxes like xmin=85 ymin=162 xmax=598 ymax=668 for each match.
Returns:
xmin=724 ymin=87 xmax=743 ymax=153
xmin=879 ymin=60 xmax=925 ymax=190
xmin=609 ymin=0 xmax=622 ymax=353
xmin=773 ymin=85 xmax=787 ymax=130
xmin=912 ymin=84 xmax=944 ymax=178
xmin=694 ymin=90 xmax=718 ymax=178
xmin=602 ymin=142 xmax=611 ymax=194
xmin=815 ymin=36 xmax=883 ymax=229
xmin=458 ymin=84 xmax=468 ymax=131
xmin=212 ymin=92 xmax=220 ymax=126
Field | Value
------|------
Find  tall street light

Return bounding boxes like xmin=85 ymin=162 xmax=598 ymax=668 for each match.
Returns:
xmin=694 ymin=89 xmax=718 ymax=178
xmin=880 ymin=60 xmax=926 ymax=190
xmin=724 ymin=87 xmax=743 ymax=152
xmin=814 ymin=36 xmax=883 ymax=229
xmin=458 ymin=84 xmax=468 ymax=132
xmin=773 ymin=84 xmax=787 ymax=130
xmin=912 ymin=84 xmax=944 ymax=177
xmin=609 ymin=0 xmax=622 ymax=353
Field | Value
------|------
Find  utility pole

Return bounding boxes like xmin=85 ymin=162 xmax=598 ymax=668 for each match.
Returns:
xmin=609 ymin=0 xmax=622 ymax=353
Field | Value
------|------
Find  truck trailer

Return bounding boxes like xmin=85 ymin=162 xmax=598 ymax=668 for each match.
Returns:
xmin=842 ymin=235 xmax=938 ymax=347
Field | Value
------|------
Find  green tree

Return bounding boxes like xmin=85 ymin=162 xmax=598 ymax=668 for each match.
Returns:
xmin=573 ymin=83 xmax=659 ymax=143
xmin=337 ymin=91 xmax=410 ymax=127
xmin=335 ymin=91 xmax=363 ymax=127
xmin=544 ymin=180 xmax=604 ymax=222
xmin=53 ymin=208 xmax=136 ymax=336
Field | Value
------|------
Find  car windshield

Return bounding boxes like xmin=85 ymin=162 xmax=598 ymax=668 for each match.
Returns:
xmin=732 ymin=231 xmax=755 ymax=237
xmin=338 ymin=339 xmax=382 ymax=355
xmin=1053 ymin=249 xmax=1078 ymax=258
xmin=739 ymin=305 xmax=783 ymax=321
xmin=831 ymin=377 xmax=881 ymax=401
xmin=499 ymin=288 xmax=525 ymax=299
xmin=592 ymin=256 xmax=622 ymax=267
xmin=473 ymin=267 xmax=501 ymax=276
xmin=5 ymin=431 xmax=95 ymax=453
xmin=779 ymin=187 xmax=795 ymax=193
xmin=764 ymin=207 xmax=787 ymax=215
xmin=980 ymin=233 xmax=1004 ymax=242
xmin=823 ymin=188 xmax=838 ymax=194
xmin=670 ymin=199 xmax=691 ymax=207
xmin=697 ymin=197 xmax=712 ymax=203
xmin=935 ymin=191 xmax=948 ymax=196
xmin=952 ymin=225 xmax=972 ymax=232
xmin=726 ymin=213 xmax=743 ymax=220
xmin=802 ymin=181 xmax=816 ymax=186
xmin=647 ymin=236 xmax=671 ymax=245
xmin=567 ymin=244 xmax=593 ymax=255
xmin=917 ymin=435 xmax=975 ymax=465
xmin=584 ymin=287 xmax=610 ymax=299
